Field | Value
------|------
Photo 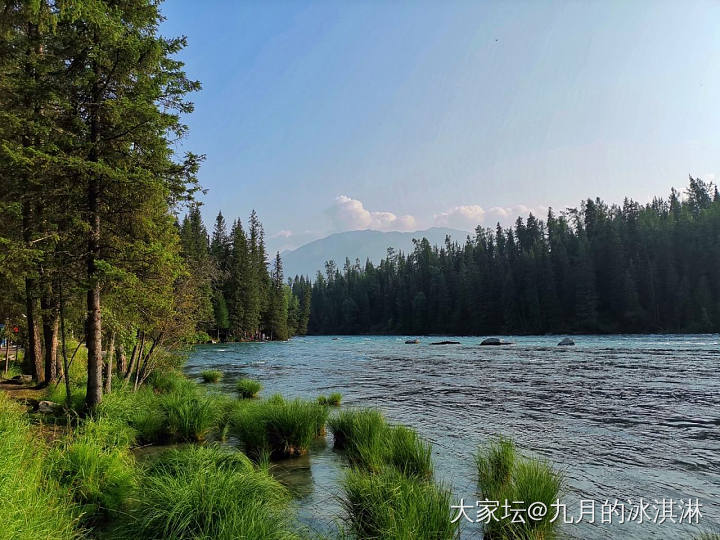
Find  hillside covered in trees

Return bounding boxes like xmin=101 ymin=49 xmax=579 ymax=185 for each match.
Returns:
xmin=307 ymin=178 xmax=720 ymax=336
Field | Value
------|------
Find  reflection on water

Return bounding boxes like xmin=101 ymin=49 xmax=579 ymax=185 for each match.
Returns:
xmin=186 ymin=334 xmax=720 ymax=539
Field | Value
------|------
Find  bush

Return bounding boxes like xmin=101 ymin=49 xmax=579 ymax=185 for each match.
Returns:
xmin=475 ymin=438 xmax=563 ymax=539
xmin=230 ymin=398 xmax=329 ymax=459
xmin=236 ymin=377 xmax=262 ymax=398
xmin=341 ymin=468 xmax=458 ymax=540
xmin=119 ymin=445 xmax=298 ymax=539
xmin=49 ymin=437 xmax=136 ymax=523
xmin=0 ymin=393 xmax=80 ymax=539
xmin=201 ymin=369 xmax=223 ymax=383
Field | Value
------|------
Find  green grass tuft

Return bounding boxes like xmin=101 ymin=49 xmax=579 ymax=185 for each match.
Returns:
xmin=341 ymin=468 xmax=458 ymax=540
xmin=0 ymin=393 xmax=80 ymax=539
xmin=119 ymin=445 xmax=298 ymax=539
xmin=236 ymin=377 xmax=262 ymax=398
xmin=160 ymin=388 xmax=219 ymax=442
xmin=327 ymin=392 xmax=342 ymax=406
xmin=386 ymin=425 xmax=433 ymax=479
xmin=48 ymin=436 xmax=136 ymax=524
xmin=230 ymin=398 xmax=329 ymax=459
xmin=200 ymin=369 xmax=223 ymax=383
xmin=475 ymin=438 xmax=563 ymax=539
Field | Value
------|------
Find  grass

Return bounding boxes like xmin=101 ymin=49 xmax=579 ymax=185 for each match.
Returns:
xmin=341 ymin=467 xmax=458 ymax=539
xmin=230 ymin=398 xmax=329 ymax=459
xmin=117 ymin=445 xmax=298 ymax=539
xmin=318 ymin=392 xmax=342 ymax=406
xmin=48 ymin=435 xmax=136 ymax=524
xmin=236 ymin=377 xmax=262 ymax=398
xmin=200 ymin=369 xmax=223 ymax=383
xmin=386 ymin=425 xmax=433 ymax=479
xmin=475 ymin=438 xmax=563 ymax=539
xmin=328 ymin=408 xmax=387 ymax=455
xmin=160 ymin=388 xmax=219 ymax=442
xmin=0 ymin=393 xmax=80 ymax=539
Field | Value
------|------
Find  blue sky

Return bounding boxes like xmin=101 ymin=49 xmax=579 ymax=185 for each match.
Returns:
xmin=160 ymin=1 xmax=720 ymax=253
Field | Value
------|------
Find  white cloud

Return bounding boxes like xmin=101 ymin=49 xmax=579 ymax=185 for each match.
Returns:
xmin=434 ymin=204 xmax=548 ymax=229
xmin=271 ymin=229 xmax=293 ymax=238
xmin=327 ymin=195 xmax=416 ymax=232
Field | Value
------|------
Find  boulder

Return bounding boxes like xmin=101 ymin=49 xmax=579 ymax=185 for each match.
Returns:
xmin=405 ymin=339 xmax=420 ymax=344
xmin=430 ymin=340 xmax=460 ymax=345
xmin=37 ymin=400 xmax=63 ymax=414
xmin=557 ymin=337 xmax=575 ymax=346
xmin=7 ymin=374 xmax=33 ymax=385
xmin=480 ymin=337 xmax=502 ymax=346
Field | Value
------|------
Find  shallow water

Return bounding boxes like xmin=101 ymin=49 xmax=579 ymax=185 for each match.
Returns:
xmin=186 ymin=334 xmax=720 ymax=539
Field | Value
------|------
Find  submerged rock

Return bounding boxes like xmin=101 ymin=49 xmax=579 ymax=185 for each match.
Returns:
xmin=430 ymin=340 xmax=460 ymax=345
xmin=558 ymin=337 xmax=575 ymax=346
xmin=405 ymin=339 xmax=420 ymax=344
xmin=480 ymin=337 xmax=502 ymax=346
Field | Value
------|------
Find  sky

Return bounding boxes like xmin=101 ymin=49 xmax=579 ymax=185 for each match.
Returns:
xmin=160 ymin=0 xmax=720 ymax=253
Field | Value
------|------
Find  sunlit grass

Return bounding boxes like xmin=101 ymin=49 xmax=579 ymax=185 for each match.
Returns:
xmin=200 ymin=369 xmax=223 ymax=383
xmin=236 ymin=377 xmax=262 ymax=399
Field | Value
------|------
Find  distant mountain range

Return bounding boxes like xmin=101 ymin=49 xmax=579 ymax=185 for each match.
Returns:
xmin=282 ymin=227 xmax=469 ymax=279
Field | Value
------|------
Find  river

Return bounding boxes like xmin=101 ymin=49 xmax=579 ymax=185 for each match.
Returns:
xmin=186 ymin=334 xmax=720 ymax=539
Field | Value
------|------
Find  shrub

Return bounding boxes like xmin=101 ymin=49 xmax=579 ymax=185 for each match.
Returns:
xmin=341 ymin=468 xmax=458 ymax=540
xmin=49 ymin=437 xmax=136 ymax=523
xmin=231 ymin=398 xmax=329 ymax=459
xmin=236 ymin=377 xmax=262 ymax=398
xmin=119 ymin=445 xmax=298 ymax=539
xmin=327 ymin=392 xmax=342 ymax=406
xmin=201 ymin=369 xmax=223 ymax=383
xmin=475 ymin=438 xmax=563 ymax=539
xmin=0 ymin=393 xmax=80 ymax=539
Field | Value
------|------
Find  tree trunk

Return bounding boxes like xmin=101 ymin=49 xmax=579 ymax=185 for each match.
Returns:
xmin=25 ymin=281 xmax=43 ymax=383
xmin=103 ymin=331 xmax=114 ymax=394
xmin=3 ymin=336 xmax=9 ymax=375
xmin=85 ymin=180 xmax=103 ymax=408
xmin=116 ymin=343 xmax=126 ymax=376
xmin=124 ymin=331 xmax=143 ymax=381
xmin=41 ymin=294 xmax=59 ymax=383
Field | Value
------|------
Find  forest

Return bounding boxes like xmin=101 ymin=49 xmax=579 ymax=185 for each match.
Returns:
xmin=307 ymin=178 xmax=720 ymax=335
xmin=0 ymin=0 xmax=307 ymax=411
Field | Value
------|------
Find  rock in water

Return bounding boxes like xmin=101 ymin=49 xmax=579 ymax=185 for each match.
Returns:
xmin=558 ymin=337 xmax=575 ymax=346
xmin=430 ymin=340 xmax=461 ymax=345
xmin=481 ymin=337 xmax=502 ymax=345
xmin=405 ymin=339 xmax=420 ymax=344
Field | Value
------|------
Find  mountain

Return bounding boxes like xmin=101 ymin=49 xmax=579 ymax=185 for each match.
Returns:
xmin=281 ymin=227 xmax=469 ymax=279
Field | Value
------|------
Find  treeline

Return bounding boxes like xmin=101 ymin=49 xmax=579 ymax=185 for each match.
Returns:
xmin=179 ymin=206 xmax=311 ymax=342
xmin=0 ymin=1 xmax=297 ymax=410
xmin=307 ymin=178 xmax=720 ymax=335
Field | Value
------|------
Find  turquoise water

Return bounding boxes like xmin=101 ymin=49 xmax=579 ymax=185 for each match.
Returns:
xmin=186 ymin=334 xmax=720 ymax=538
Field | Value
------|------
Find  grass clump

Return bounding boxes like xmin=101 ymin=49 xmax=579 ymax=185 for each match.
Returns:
xmin=120 ymin=445 xmax=298 ymax=539
xmin=49 ymin=436 xmax=136 ymax=524
xmin=200 ymin=369 xmax=223 ymax=383
xmin=236 ymin=377 xmax=262 ymax=398
xmin=231 ymin=398 xmax=329 ymax=459
xmin=327 ymin=392 xmax=342 ymax=406
xmin=159 ymin=387 xmax=219 ymax=442
xmin=341 ymin=468 xmax=458 ymax=539
xmin=0 ymin=393 xmax=80 ymax=539
xmin=475 ymin=438 xmax=563 ymax=539
xmin=329 ymin=409 xmax=434 ymax=479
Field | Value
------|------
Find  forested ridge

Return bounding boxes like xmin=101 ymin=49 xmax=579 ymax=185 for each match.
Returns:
xmin=307 ymin=178 xmax=720 ymax=336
